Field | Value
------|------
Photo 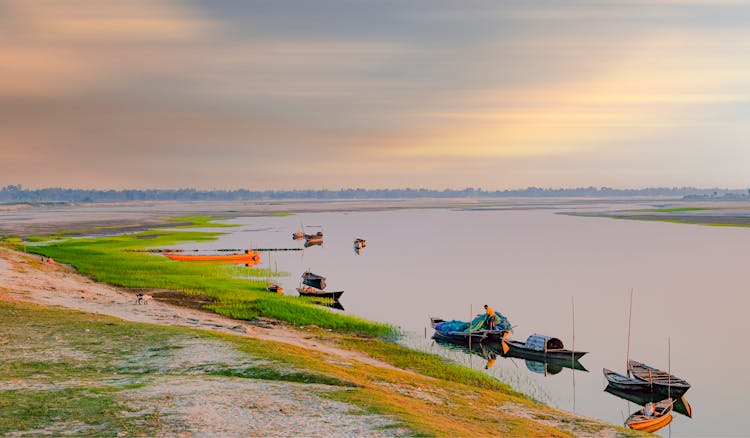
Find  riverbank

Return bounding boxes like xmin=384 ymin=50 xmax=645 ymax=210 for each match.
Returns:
xmin=0 ymin=244 xmax=630 ymax=436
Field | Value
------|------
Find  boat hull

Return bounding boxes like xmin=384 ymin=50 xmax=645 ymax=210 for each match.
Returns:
xmin=296 ymin=288 xmax=343 ymax=300
xmin=603 ymin=369 xmax=689 ymax=397
xmin=164 ymin=252 xmax=259 ymax=263
xmin=505 ymin=340 xmax=587 ymax=362
xmin=628 ymin=360 xmax=691 ymax=395
xmin=432 ymin=329 xmax=509 ymax=345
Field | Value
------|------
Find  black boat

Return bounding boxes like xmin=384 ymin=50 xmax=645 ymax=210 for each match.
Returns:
xmin=502 ymin=335 xmax=587 ymax=362
xmin=301 ymin=271 xmax=326 ymax=290
xmin=603 ymin=368 xmax=654 ymax=392
xmin=296 ymin=286 xmax=343 ymax=300
xmin=430 ymin=315 xmax=511 ymax=345
xmin=628 ymin=360 xmax=691 ymax=395
xmin=604 ymin=384 xmax=693 ymax=418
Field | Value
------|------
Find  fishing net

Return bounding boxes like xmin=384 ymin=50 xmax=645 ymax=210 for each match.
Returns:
xmin=435 ymin=313 xmax=511 ymax=333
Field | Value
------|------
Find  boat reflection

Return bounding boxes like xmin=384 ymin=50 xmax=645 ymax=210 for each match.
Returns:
xmin=604 ymin=384 xmax=693 ymax=418
xmin=433 ymin=338 xmax=588 ymax=375
xmin=304 ymin=239 xmax=323 ymax=248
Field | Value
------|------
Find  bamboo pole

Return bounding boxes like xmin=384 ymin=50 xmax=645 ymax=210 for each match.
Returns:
xmin=626 ymin=288 xmax=634 ymax=375
xmin=668 ymin=337 xmax=672 ymax=400
xmin=572 ymin=295 xmax=576 ymax=413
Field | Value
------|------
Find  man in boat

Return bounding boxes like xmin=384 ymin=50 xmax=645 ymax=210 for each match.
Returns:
xmin=484 ymin=304 xmax=496 ymax=330
xmin=645 ymin=403 xmax=656 ymax=417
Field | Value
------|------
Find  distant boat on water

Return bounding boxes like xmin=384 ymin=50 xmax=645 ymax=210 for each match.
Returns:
xmin=164 ymin=251 xmax=260 ymax=264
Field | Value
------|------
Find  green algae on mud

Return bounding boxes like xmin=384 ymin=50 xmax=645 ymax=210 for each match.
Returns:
xmin=17 ymin=216 xmax=396 ymax=339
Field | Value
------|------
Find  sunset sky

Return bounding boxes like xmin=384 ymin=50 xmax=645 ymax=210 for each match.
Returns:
xmin=1 ymin=0 xmax=749 ymax=190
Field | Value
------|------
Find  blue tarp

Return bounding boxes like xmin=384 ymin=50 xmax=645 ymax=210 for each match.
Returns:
xmin=435 ymin=312 xmax=511 ymax=333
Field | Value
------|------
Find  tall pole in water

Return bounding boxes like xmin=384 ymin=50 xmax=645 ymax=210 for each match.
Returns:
xmin=626 ymin=289 xmax=633 ymax=375
xmin=572 ymin=295 xmax=576 ymax=413
xmin=668 ymin=337 xmax=672 ymax=400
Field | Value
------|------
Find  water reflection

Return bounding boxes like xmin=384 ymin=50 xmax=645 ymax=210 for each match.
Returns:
xmin=433 ymin=338 xmax=587 ymax=376
xmin=304 ymin=238 xmax=323 ymax=248
xmin=604 ymin=385 xmax=693 ymax=418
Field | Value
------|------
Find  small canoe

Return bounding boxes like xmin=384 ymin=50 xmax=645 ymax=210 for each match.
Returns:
xmin=292 ymin=232 xmax=304 ymax=240
xmin=301 ymin=271 xmax=326 ymax=290
xmin=625 ymin=398 xmax=674 ymax=433
xmin=503 ymin=335 xmax=587 ymax=362
xmin=628 ymin=360 xmax=691 ymax=395
xmin=164 ymin=251 xmax=260 ymax=263
xmin=354 ymin=238 xmax=366 ymax=248
xmin=296 ymin=286 xmax=343 ymax=300
xmin=267 ymin=284 xmax=283 ymax=294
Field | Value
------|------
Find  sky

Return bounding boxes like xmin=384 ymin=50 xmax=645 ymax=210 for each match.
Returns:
xmin=1 ymin=0 xmax=749 ymax=190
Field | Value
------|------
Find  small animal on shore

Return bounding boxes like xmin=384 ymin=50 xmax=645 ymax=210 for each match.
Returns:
xmin=135 ymin=293 xmax=153 ymax=305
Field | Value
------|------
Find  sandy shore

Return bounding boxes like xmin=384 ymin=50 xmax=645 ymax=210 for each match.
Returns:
xmin=0 ymin=246 xmax=411 ymax=436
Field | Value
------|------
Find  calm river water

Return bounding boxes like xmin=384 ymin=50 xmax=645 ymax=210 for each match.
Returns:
xmin=176 ymin=204 xmax=749 ymax=436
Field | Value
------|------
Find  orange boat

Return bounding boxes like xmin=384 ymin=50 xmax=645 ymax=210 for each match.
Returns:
xmin=164 ymin=251 xmax=260 ymax=263
xmin=625 ymin=399 xmax=674 ymax=433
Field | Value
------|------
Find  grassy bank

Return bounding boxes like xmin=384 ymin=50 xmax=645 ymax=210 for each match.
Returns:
xmin=1 ymin=300 xmax=604 ymax=436
xmin=16 ymin=216 xmax=394 ymax=339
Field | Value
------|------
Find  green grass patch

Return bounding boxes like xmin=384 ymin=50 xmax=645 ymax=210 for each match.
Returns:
xmin=0 ymin=387 xmax=141 ymax=436
xmin=269 ymin=212 xmax=294 ymax=217
xmin=161 ymin=215 xmax=239 ymax=228
xmin=17 ymin=221 xmax=397 ymax=339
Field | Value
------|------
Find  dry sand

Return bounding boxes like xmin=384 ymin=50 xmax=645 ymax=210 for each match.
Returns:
xmin=0 ymin=247 xmax=411 ymax=436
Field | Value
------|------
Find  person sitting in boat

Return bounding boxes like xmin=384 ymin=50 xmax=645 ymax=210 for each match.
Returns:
xmin=645 ymin=403 xmax=656 ymax=417
xmin=484 ymin=304 xmax=496 ymax=330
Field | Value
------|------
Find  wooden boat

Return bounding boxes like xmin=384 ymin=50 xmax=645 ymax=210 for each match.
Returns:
xmin=354 ymin=238 xmax=366 ymax=248
xmin=301 ymin=271 xmax=326 ymax=290
xmin=628 ymin=360 xmax=691 ymax=395
xmin=296 ymin=285 xmax=343 ymax=300
xmin=604 ymin=385 xmax=693 ymax=418
xmin=304 ymin=231 xmax=323 ymax=241
xmin=164 ymin=251 xmax=260 ymax=263
xmin=267 ymin=284 xmax=283 ymax=294
xmin=430 ymin=316 xmax=511 ymax=345
xmin=502 ymin=335 xmax=587 ymax=362
xmin=603 ymin=368 xmax=655 ymax=392
xmin=625 ymin=398 xmax=674 ymax=433
xmin=292 ymin=231 xmax=304 ymax=240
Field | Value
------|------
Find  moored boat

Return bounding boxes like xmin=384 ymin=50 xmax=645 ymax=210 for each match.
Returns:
xmin=267 ymin=284 xmax=283 ymax=294
xmin=164 ymin=251 xmax=260 ymax=263
xmin=628 ymin=360 xmax=691 ymax=395
xmin=296 ymin=285 xmax=343 ymax=300
xmin=625 ymin=398 xmax=674 ymax=433
xmin=301 ymin=271 xmax=327 ymax=290
xmin=430 ymin=313 xmax=512 ymax=345
xmin=603 ymin=368 xmax=653 ymax=392
xmin=502 ymin=335 xmax=587 ymax=362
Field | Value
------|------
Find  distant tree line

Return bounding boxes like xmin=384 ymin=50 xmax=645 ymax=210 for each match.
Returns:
xmin=1 ymin=184 xmax=748 ymax=203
